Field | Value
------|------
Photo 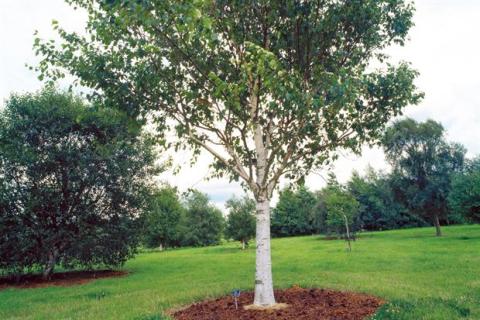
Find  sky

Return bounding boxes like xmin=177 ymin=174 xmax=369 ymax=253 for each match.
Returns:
xmin=1 ymin=0 xmax=479 ymax=210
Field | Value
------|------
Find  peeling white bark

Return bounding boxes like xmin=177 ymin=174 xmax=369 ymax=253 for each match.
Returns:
xmin=250 ymin=82 xmax=276 ymax=306
xmin=254 ymin=197 xmax=276 ymax=306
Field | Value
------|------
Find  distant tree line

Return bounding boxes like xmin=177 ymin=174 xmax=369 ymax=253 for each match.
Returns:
xmin=142 ymin=188 xmax=256 ymax=251
xmin=271 ymin=118 xmax=479 ymax=238
xmin=142 ymin=188 xmax=225 ymax=249
xmin=271 ymin=170 xmax=423 ymax=240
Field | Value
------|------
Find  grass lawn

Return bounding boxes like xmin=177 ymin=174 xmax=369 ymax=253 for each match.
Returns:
xmin=1 ymin=224 xmax=479 ymax=320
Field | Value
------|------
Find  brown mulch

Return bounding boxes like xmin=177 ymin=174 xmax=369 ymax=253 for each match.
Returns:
xmin=172 ymin=286 xmax=384 ymax=320
xmin=0 ymin=270 xmax=127 ymax=290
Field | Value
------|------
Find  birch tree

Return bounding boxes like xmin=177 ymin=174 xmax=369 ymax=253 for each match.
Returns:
xmin=34 ymin=0 xmax=422 ymax=306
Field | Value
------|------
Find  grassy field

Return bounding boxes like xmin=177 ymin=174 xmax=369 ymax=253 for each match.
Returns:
xmin=1 ymin=225 xmax=479 ymax=320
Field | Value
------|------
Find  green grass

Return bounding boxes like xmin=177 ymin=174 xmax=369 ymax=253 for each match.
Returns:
xmin=1 ymin=225 xmax=480 ymax=319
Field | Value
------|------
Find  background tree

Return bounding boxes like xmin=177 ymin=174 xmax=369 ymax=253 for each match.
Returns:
xmin=271 ymin=185 xmax=317 ymax=237
xmin=312 ymin=191 xmax=329 ymax=235
xmin=182 ymin=190 xmax=224 ymax=247
xmin=35 ymin=0 xmax=422 ymax=306
xmin=0 ymin=89 xmax=157 ymax=279
xmin=321 ymin=178 xmax=360 ymax=246
xmin=449 ymin=157 xmax=480 ymax=223
xmin=382 ymin=118 xmax=466 ymax=236
xmin=225 ymin=196 xmax=256 ymax=250
xmin=347 ymin=168 xmax=427 ymax=231
xmin=142 ymin=185 xmax=185 ymax=250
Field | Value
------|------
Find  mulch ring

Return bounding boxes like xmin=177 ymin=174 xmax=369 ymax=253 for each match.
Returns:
xmin=171 ymin=286 xmax=384 ymax=320
xmin=0 ymin=270 xmax=127 ymax=290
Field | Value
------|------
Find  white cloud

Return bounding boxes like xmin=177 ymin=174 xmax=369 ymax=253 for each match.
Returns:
xmin=1 ymin=0 xmax=479 ymax=210
xmin=391 ymin=0 xmax=480 ymax=157
xmin=0 ymin=0 xmax=87 ymax=102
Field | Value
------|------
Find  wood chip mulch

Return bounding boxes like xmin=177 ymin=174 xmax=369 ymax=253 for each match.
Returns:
xmin=172 ymin=286 xmax=384 ymax=320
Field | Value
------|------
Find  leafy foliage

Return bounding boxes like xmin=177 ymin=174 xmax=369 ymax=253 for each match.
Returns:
xmin=142 ymin=185 xmax=185 ymax=249
xmin=271 ymin=185 xmax=317 ymax=237
xmin=382 ymin=118 xmax=466 ymax=236
xmin=347 ymin=168 xmax=428 ymax=231
xmin=225 ymin=196 xmax=256 ymax=249
xmin=321 ymin=179 xmax=360 ymax=238
xmin=449 ymin=158 xmax=480 ymax=223
xmin=181 ymin=190 xmax=225 ymax=247
xmin=34 ymin=0 xmax=422 ymax=198
xmin=0 ymin=89 xmax=158 ymax=277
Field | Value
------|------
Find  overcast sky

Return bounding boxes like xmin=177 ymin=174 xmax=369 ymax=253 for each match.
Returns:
xmin=1 ymin=0 xmax=479 ymax=209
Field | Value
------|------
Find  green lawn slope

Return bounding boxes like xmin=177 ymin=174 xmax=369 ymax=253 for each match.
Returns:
xmin=1 ymin=225 xmax=479 ymax=319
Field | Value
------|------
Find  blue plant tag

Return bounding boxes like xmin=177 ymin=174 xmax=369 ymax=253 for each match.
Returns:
xmin=232 ymin=289 xmax=241 ymax=297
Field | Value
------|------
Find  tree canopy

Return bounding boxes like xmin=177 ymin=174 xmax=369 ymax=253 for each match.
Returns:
xmin=320 ymin=177 xmax=359 ymax=238
xmin=34 ymin=0 xmax=422 ymax=306
xmin=142 ymin=185 xmax=185 ymax=250
xmin=182 ymin=190 xmax=225 ymax=247
xmin=0 ymin=88 xmax=158 ymax=278
xmin=449 ymin=157 xmax=480 ymax=223
xmin=272 ymin=185 xmax=317 ymax=237
xmin=35 ymin=0 xmax=422 ymax=197
xmin=225 ymin=196 xmax=256 ymax=249
xmin=347 ymin=168 xmax=426 ymax=231
xmin=382 ymin=118 xmax=466 ymax=236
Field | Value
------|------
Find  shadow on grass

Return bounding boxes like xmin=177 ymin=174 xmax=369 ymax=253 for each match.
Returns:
xmin=0 ymin=270 xmax=128 ymax=291
xmin=451 ymin=235 xmax=480 ymax=241
xmin=200 ymin=246 xmax=253 ymax=254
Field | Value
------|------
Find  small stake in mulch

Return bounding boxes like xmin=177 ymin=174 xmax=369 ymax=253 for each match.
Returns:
xmin=231 ymin=289 xmax=241 ymax=309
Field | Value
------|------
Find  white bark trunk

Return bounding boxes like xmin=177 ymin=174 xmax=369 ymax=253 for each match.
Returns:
xmin=254 ymin=198 xmax=276 ymax=306
xmin=250 ymin=87 xmax=275 ymax=306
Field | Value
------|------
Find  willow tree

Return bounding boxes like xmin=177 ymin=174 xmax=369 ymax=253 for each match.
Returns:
xmin=382 ymin=119 xmax=466 ymax=236
xmin=35 ymin=0 xmax=422 ymax=306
